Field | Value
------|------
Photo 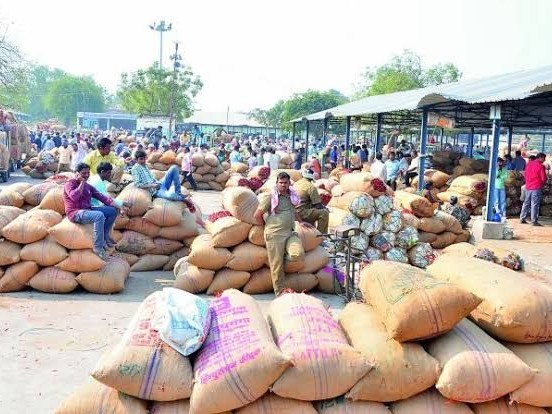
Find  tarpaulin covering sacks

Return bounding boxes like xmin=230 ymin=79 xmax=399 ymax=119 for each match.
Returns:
xmin=359 ymin=261 xmax=481 ymax=342
xmin=268 ymin=293 xmax=372 ymax=401
xmin=190 ymin=289 xmax=290 ymax=414
xmin=390 ymin=389 xmax=474 ymax=414
xmin=427 ymin=255 xmax=552 ymax=343
xmin=91 ymin=291 xmax=194 ymax=401
xmin=427 ymin=318 xmax=534 ymax=403
xmin=339 ymin=303 xmax=439 ymax=401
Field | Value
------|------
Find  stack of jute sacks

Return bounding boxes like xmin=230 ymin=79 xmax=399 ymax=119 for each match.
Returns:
xmin=173 ymin=186 xmax=335 ymax=295
xmin=0 ymin=181 xmax=202 ymax=294
xmin=224 ymin=165 xmax=272 ymax=192
xmin=146 ymin=149 xmax=231 ymax=190
xmin=435 ymin=174 xmax=489 ymax=215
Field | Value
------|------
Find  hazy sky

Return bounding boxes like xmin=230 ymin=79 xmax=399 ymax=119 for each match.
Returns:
xmin=3 ymin=0 xmax=552 ymax=113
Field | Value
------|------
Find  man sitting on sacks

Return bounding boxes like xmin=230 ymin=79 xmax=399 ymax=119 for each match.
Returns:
xmin=254 ymin=171 xmax=302 ymax=295
xmin=83 ymin=137 xmax=126 ymax=182
xmin=131 ymin=149 xmax=195 ymax=212
xmin=64 ymin=163 xmax=130 ymax=260
xmin=293 ymin=168 xmax=329 ymax=234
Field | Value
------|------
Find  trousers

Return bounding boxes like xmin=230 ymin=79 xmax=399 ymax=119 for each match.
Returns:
xmin=156 ymin=165 xmax=184 ymax=201
xmin=298 ymin=208 xmax=329 ymax=234
xmin=265 ymin=233 xmax=288 ymax=295
xmin=494 ymin=188 xmax=507 ymax=216
xmin=73 ymin=206 xmax=117 ymax=251
xmin=520 ymin=189 xmax=542 ymax=223
xmin=182 ymin=170 xmax=198 ymax=191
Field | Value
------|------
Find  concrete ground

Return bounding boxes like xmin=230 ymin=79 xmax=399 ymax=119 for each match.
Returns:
xmin=0 ymin=171 xmax=551 ymax=412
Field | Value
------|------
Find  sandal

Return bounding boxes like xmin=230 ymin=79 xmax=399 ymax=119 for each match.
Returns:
xmin=93 ymin=249 xmax=109 ymax=261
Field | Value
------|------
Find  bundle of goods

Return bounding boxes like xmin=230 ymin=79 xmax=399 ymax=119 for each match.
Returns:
xmin=442 ymin=241 xmax=525 ymax=271
xmin=436 ymin=174 xmax=488 ymax=214
xmin=173 ymin=186 xmax=332 ymax=295
xmin=145 ymin=149 xmax=231 ymax=190
xmin=505 ymin=170 xmax=524 ymax=216
xmin=409 ymin=168 xmax=451 ymax=193
xmin=0 ymin=183 xmax=202 ymax=294
xmin=430 ymin=151 xmax=464 ymax=175
xmin=57 ymin=279 xmax=552 ymax=413
xmin=224 ymin=165 xmax=272 ymax=192
xmin=539 ymin=176 xmax=552 ymax=217
xmin=452 ymin=156 xmax=489 ymax=176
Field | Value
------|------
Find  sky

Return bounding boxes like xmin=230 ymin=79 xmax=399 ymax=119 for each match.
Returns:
xmin=2 ymin=0 xmax=552 ymax=113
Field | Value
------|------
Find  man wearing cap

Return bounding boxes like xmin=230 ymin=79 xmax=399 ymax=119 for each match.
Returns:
xmin=293 ymin=168 xmax=329 ymax=233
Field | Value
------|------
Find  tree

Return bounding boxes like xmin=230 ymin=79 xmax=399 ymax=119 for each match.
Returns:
xmin=43 ymin=75 xmax=106 ymax=125
xmin=0 ymin=33 xmax=28 ymax=110
xmin=117 ymin=63 xmax=202 ymax=121
xmin=354 ymin=50 xmax=462 ymax=98
xmin=25 ymin=65 xmax=68 ymax=120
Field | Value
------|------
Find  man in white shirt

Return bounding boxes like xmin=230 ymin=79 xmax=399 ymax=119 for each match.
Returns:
xmin=268 ymin=148 xmax=280 ymax=170
xmin=370 ymin=152 xmax=387 ymax=181
xmin=406 ymin=150 xmax=420 ymax=186
xmin=57 ymin=140 xmax=72 ymax=173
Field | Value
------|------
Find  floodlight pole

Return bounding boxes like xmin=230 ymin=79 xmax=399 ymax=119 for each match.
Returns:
xmin=150 ymin=20 xmax=172 ymax=69
xmin=485 ymin=105 xmax=502 ymax=221
xmin=418 ymin=108 xmax=429 ymax=192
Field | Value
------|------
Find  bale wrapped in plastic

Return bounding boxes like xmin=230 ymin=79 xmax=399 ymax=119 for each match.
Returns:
xmin=408 ymin=242 xmax=435 ymax=268
xmin=360 ymin=213 xmax=383 ymax=236
xmin=382 ymin=210 xmax=403 ymax=233
xmin=370 ymin=231 xmax=395 ymax=252
xmin=363 ymin=247 xmax=384 ymax=262
xmin=351 ymin=232 xmax=370 ymax=252
xmin=384 ymin=247 xmax=409 ymax=263
xmin=395 ymin=226 xmax=419 ymax=249
xmin=374 ymin=195 xmax=394 ymax=215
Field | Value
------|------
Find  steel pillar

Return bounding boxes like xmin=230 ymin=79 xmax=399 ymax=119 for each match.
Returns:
xmin=440 ymin=128 xmax=444 ymax=150
xmin=345 ymin=116 xmax=351 ymax=168
xmin=468 ymin=127 xmax=474 ymax=158
xmin=375 ymin=113 xmax=383 ymax=154
xmin=292 ymin=122 xmax=296 ymax=150
xmin=507 ymin=126 xmax=513 ymax=155
xmin=323 ymin=118 xmax=329 ymax=145
xmin=305 ymin=121 xmax=310 ymax=159
xmin=485 ymin=118 xmax=502 ymax=221
xmin=418 ymin=109 xmax=429 ymax=192
xmin=542 ymin=134 xmax=546 ymax=153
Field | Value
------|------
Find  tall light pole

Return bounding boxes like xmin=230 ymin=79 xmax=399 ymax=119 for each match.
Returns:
xmin=149 ymin=20 xmax=172 ymax=69
xmin=168 ymin=42 xmax=182 ymax=137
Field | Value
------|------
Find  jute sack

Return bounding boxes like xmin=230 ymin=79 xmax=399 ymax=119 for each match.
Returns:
xmin=0 ymin=206 xmax=25 ymax=233
xmin=114 ymin=252 xmax=140 ymax=266
xmin=427 ymin=255 xmax=552 ymax=343
xmin=54 ymin=378 xmax=148 ymax=414
xmin=300 ymin=246 xmax=330 ymax=274
xmin=20 ymin=236 xmax=68 ymax=266
xmin=173 ymin=258 xmax=214 ymax=293
xmin=49 ymin=218 xmax=94 ymax=249
xmin=418 ymin=230 xmax=438 ymax=243
xmin=390 ymin=389 xmax=474 ymax=414
xmin=340 ymin=172 xmax=381 ymax=195
xmin=315 ymin=266 xmax=344 ymax=294
xmin=76 ymin=257 xmax=130 ymax=294
xmin=29 ymin=267 xmax=78 ymax=293
xmin=125 ymin=217 xmax=161 ymax=238
xmin=206 ymin=269 xmax=251 ymax=295
xmin=442 ymin=242 xmax=477 ymax=257
xmin=316 ymin=397 xmax=392 ymax=414
xmin=158 ymin=150 xmax=176 ymax=164
xmin=150 ymin=399 xmax=231 ymax=414
xmin=437 ymin=191 xmax=478 ymax=210
xmin=269 ymin=293 xmax=372 ymax=400
xmin=507 ymin=342 xmax=552 ymax=407
xmin=150 ymin=238 xmax=184 ymax=255
xmin=449 ymin=175 xmax=487 ymax=196
xmin=431 ymin=231 xmax=458 ymax=249
xmin=394 ymin=191 xmax=434 ymax=218
xmin=427 ymin=318 xmax=535 ymax=403
xmin=3 ymin=209 xmax=63 ymax=244
xmin=471 ymin=398 xmax=548 ymax=414
xmin=187 ymin=234 xmax=231 ymax=270
xmin=235 ymin=393 xmax=317 ymax=413
xmin=56 ymin=249 xmax=106 ymax=272
xmin=434 ymin=210 xmax=463 ymax=234
xmin=294 ymin=221 xmax=323 ymax=251
xmin=0 ymin=189 xmax=24 ymax=208
xmin=206 ymin=216 xmax=252 ymax=247
xmin=130 ymin=254 xmax=170 ymax=271
xmin=0 ymin=240 xmax=21 ymax=266
xmin=230 ymin=161 xmax=248 ymax=173
xmin=92 ymin=291 xmax=194 ymax=401
xmin=0 ymin=261 xmax=40 ymax=292
xmin=116 ymin=186 xmax=153 ymax=216
xmin=270 ymin=168 xmax=302 ymax=182
xmin=329 ymin=207 xmax=360 ymax=229
xmin=38 ymin=185 xmax=65 ymax=215
xmin=248 ymin=225 xmax=266 ymax=246
xmin=418 ymin=217 xmax=446 ymax=233
xmin=190 ymin=289 xmax=290 ymax=413
xmin=113 ymin=214 xmax=129 ymax=230
xmin=5 ymin=182 xmax=32 ymax=195
xmin=401 ymin=212 xmax=420 ymax=229
xmin=359 ymin=261 xmax=481 ymax=342
xmin=222 ymin=187 xmax=262 ymax=225
xmin=163 ymin=247 xmax=189 ymax=271
xmin=23 ymin=181 xmax=58 ymax=205
xmin=242 ymin=267 xmax=273 ymax=294
xmin=144 ymin=198 xmax=185 ymax=227
xmin=284 ymin=257 xmax=305 ymax=273
xmin=227 ymin=242 xmax=267 ymax=272
xmin=340 ymin=302 xmax=439 ymax=401
xmin=285 ymin=233 xmax=304 ymax=262
xmin=158 ymin=212 xmax=199 ymax=240
xmin=454 ymin=229 xmax=471 ymax=243
xmin=281 ymin=273 xmax=318 ymax=292
xmin=116 ymin=231 xmax=156 ymax=255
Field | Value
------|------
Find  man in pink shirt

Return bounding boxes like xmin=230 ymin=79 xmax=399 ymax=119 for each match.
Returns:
xmin=520 ymin=152 xmax=548 ymax=226
xmin=63 ymin=163 xmax=128 ymax=259
xmin=180 ymin=146 xmax=198 ymax=191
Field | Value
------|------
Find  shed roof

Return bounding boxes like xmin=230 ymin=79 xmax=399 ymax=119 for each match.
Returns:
xmin=183 ymin=111 xmax=266 ymax=128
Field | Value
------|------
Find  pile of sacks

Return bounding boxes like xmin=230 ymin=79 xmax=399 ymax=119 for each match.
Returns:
xmin=451 ymin=156 xmax=489 ymax=177
xmin=436 ymin=174 xmax=488 ymax=215
xmin=0 ymin=181 xmax=202 ymax=294
xmin=224 ymin=165 xmax=272 ymax=191
xmin=539 ymin=176 xmax=552 ymax=217
xmin=173 ymin=186 xmax=336 ymax=295
xmin=147 ymin=150 xmax=231 ymax=191
xmin=57 ymin=257 xmax=552 ymax=413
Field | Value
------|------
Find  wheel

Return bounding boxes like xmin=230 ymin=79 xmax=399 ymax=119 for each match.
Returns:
xmin=9 ymin=160 xmax=15 ymax=173
xmin=1 ymin=171 xmax=7 ymax=182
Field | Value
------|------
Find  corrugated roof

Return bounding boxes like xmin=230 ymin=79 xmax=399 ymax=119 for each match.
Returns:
xmin=292 ymin=65 xmax=552 ymax=122
xmin=183 ymin=111 xmax=266 ymax=127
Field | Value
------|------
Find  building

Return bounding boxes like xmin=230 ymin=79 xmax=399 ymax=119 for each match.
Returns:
xmin=177 ymin=110 xmax=281 ymax=137
xmin=77 ymin=110 xmax=137 ymax=130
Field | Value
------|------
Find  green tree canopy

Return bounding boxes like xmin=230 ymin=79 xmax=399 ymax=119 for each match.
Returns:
xmin=25 ymin=65 xmax=68 ymax=120
xmin=0 ymin=34 xmax=29 ymax=111
xmin=251 ymin=89 xmax=348 ymax=131
xmin=354 ymin=50 xmax=462 ymax=98
xmin=117 ymin=64 xmax=202 ymax=121
xmin=43 ymin=74 xmax=106 ymax=124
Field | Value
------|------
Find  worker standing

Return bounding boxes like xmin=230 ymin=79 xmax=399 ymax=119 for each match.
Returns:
xmin=254 ymin=172 xmax=300 ymax=295
xmin=293 ymin=169 xmax=329 ymax=233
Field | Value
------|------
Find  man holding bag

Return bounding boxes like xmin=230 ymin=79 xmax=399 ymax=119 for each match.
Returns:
xmin=254 ymin=172 xmax=301 ymax=295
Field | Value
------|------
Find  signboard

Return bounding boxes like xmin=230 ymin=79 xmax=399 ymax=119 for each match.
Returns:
xmin=137 ymin=115 xmax=170 ymax=135
xmin=428 ymin=112 xmax=455 ymax=129
xmin=489 ymin=105 xmax=501 ymax=120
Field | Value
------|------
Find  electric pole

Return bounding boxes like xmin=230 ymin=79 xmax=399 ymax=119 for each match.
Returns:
xmin=168 ymin=42 xmax=182 ymax=137
xmin=149 ymin=20 xmax=172 ymax=69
